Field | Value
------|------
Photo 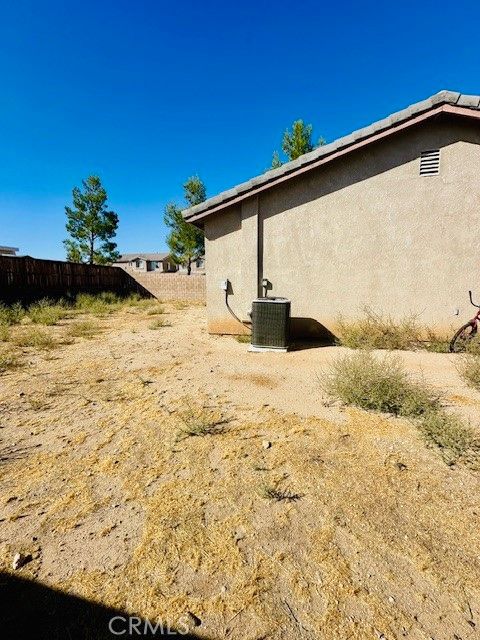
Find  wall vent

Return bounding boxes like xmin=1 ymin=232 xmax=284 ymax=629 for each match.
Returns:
xmin=420 ymin=149 xmax=440 ymax=176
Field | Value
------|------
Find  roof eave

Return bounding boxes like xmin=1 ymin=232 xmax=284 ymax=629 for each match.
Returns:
xmin=183 ymin=100 xmax=480 ymax=227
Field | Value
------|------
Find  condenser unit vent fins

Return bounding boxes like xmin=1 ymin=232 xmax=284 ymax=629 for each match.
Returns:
xmin=251 ymin=298 xmax=291 ymax=350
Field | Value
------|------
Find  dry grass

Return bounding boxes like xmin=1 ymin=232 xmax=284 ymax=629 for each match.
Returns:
xmin=0 ymin=325 xmax=10 ymax=342
xmin=2 ymin=307 xmax=480 ymax=638
xmin=418 ymin=410 xmax=480 ymax=467
xmin=74 ymin=292 xmax=148 ymax=315
xmin=12 ymin=327 xmax=56 ymax=350
xmin=337 ymin=307 xmax=450 ymax=352
xmin=146 ymin=304 xmax=165 ymax=315
xmin=457 ymin=353 xmax=480 ymax=390
xmin=326 ymin=350 xmax=479 ymax=467
xmin=28 ymin=298 xmax=70 ymax=325
xmin=0 ymin=349 xmax=19 ymax=373
xmin=0 ymin=302 xmax=25 ymax=326
xmin=229 ymin=372 xmax=277 ymax=388
xmin=235 ymin=334 xmax=251 ymax=344
xmin=175 ymin=401 xmax=228 ymax=440
xmin=67 ymin=320 xmax=102 ymax=339
xmin=149 ymin=318 xmax=171 ymax=330
xmin=325 ymin=350 xmax=439 ymax=417
xmin=172 ymin=300 xmax=189 ymax=310
xmin=0 ymin=294 xmax=155 ymax=330
xmin=74 ymin=292 xmax=122 ymax=315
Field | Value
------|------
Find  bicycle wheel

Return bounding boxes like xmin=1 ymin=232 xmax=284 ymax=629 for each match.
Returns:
xmin=449 ymin=322 xmax=477 ymax=353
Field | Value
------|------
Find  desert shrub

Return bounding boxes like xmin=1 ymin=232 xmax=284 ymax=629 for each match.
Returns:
xmin=176 ymin=403 xmax=227 ymax=440
xmin=67 ymin=320 xmax=101 ymax=338
xmin=125 ymin=296 xmax=156 ymax=309
xmin=172 ymin=301 xmax=189 ymax=310
xmin=337 ymin=307 xmax=448 ymax=352
xmin=149 ymin=318 xmax=170 ymax=329
xmin=74 ymin=292 xmax=150 ymax=314
xmin=326 ymin=350 xmax=480 ymax=467
xmin=422 ymin=328 xmax=451 ymax=353
xmin=0 ymin=325 xmax=10 ymax=342
xmin=337 ymin=308 xmax=423 ymax=350
xmin=12 ymin=327 xmax=56 ymax=350
xmin=457 ymin=354 xmax=480 ymax=390
xmin=0 ymin=302 xmax=25 ymax=326
xmin=0 ymin=350 xmax=19 ymax=372
xmin=325 ymin=351 xmax=439 ymax=417
xmin=75 ymin=292 xmax=120 ymax=314
xmin=464 ymin=336 xmax=480 ymax=354
xmin=418 ymin=411 xmax=480 ymax=466
xmin=236 ymin=335 xmax=251 ymax=344
xmin=146 ymin=305 xmax=165 ymax=315
xmin=28 ymin=299 xmax=69 ymax=325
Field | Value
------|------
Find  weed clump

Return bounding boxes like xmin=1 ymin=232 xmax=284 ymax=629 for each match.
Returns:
xmin=325 ymin=350 xmax=478 ymax=467
xmin=457 ymin=354 xmax=480 ymax=390
xmin=12 ymin=328 xmax=56 ymax=350
xmin=175 ymin=403 xmax=227 ymax=440
xmin=0 ymin=303 xmax=25 ymax=326
xmin=149 ymin=318 xmax=170 ymax=330
xmin=418 ymin=411 xmax=480 ymax=467
xmin=325 ymin=351 xmax=439 ymax=417
xmin=0 ymin=350 xmax=19 ymax=373
xmin=75 ymin=292 xmax=120 ymax=315
xmin=146 ymin=305 xmax=165 ymax=315
xmin=67 ymin=320 xmax=101 ymax=338
xmin=337 ymin=307 xmax=449 ymax=352
xmin=28 ymin=299 xmax=69 ymax=325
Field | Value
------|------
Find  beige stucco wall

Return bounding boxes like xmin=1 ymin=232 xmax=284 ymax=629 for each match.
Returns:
xmin=204 ymin=116 xmax=480 ymax=336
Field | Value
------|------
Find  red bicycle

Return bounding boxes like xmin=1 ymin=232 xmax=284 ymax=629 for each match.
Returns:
xmin=449 ymin=291 xmax=480 ymax=352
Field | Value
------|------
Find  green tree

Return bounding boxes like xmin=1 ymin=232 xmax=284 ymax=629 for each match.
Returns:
xmin=63 ymin=175 xmax=119 ymax=264
xmin=271 ymin=119 xmax=326 ymax=167
xmin=282 ymin=119 xmax=314 ymax=160
xmin=271 ymin=150 xmax=282 ymax=169
xmin=164 ymin=175 xmax=206 ymax=275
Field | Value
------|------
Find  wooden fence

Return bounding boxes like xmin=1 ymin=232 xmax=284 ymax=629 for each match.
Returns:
xmin=0 ymin=255 xmax=151 ymax=304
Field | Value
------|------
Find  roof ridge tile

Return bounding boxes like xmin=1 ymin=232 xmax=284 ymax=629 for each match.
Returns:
xmin=184 ymin=90 xmax=479 ymax=222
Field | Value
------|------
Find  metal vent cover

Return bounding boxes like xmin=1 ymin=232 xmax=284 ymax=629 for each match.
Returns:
xmin=251 ymin=297 xmax=291 ymax=350
xmin=420 ymin=149 xmax=440 ymax=176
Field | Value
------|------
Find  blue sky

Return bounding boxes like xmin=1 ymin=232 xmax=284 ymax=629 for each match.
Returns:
xmin=1 ymin=0 xmax=479 ymax=259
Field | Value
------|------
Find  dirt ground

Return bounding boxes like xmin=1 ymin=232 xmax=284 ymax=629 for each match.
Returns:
xmin=1 ymin=303 xmax=480 ymax=639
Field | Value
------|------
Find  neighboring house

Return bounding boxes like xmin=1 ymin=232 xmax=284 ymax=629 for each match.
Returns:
xmin=0 ymin=246 xmax=19 ymax=256
xmin=183 ymin=90 xmax=480 ymax=336
xmin=178 ymin=256 xmax=206 ymax=274
xmin=114 ymin=253 xmax=177 ymax=273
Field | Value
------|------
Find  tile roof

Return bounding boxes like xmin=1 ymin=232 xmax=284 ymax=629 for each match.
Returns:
xmin=183 ymin=90 xmax=480 ymax=224
xmin=116 ymin=252 xmax=170 ymax=263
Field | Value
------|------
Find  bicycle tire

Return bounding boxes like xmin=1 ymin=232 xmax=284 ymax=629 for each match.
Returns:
xmin=449 ymin=322 xmax=477 ymax=353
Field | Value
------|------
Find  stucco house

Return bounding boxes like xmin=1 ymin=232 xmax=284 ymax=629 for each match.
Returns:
xmin=177 ymin=256 xmax=206 ymax=274
xmin=0 ymin=246 xmax=19 ymax=256
xmin=114 ymin=253 xmax=177 ymax=273
xmin=183 ymin=90 xmax=480 ymax=337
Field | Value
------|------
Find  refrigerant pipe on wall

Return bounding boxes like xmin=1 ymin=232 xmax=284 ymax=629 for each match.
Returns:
xmin=221 ymin=278 xmax=252 ymax=332
xmin=222 ymin=277 xmax=272 ymax=332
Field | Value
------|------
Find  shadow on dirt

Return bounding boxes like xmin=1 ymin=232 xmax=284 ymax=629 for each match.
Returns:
xmin=1 ymin=571 xmax=206 ymax=639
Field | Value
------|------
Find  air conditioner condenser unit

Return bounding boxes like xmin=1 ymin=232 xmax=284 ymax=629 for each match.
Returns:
xmin=249 ymin=297 xmax=291 ymax=352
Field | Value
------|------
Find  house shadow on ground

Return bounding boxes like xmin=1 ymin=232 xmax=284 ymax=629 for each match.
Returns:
xmin=289 ymin=317 xmax=337 ymax=350
xmin=1 ymin=572 xmax=206 ymax=640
